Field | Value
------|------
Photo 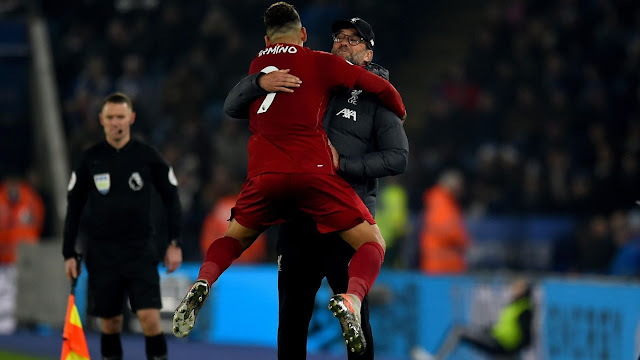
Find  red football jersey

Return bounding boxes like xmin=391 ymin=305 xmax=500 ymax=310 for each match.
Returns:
xmin=246 ymin=44 xmax=405 ymax=178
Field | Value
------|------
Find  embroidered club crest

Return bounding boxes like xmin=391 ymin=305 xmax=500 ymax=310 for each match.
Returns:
xmin=128 ymin=172 xmax=144 ymax=191
xmin=93 ymin=173 xmax=110 ymax=195
xmin=348 ymin=90 xmax=362 ymax=105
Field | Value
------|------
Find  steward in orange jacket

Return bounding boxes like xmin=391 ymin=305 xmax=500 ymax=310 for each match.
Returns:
xmin=0 ymin=179 xmax=44 ymax=264
xmin=420 ymin=170 xmax=469 ymax=274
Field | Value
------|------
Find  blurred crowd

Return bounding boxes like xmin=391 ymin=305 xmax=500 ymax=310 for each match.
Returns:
xmin=408 ymin=0 xmax=640 ymax=275
xmin=5 ymin=0 xmax=634 ymax=275
xmin=411 ymin=0 xmax=639 ymax=218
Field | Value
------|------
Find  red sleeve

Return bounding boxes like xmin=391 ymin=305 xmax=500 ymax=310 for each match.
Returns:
xmin=314 ymin=51 xmax=360 ymax=89
xmin=316 ymin=51 xmax=406 ymax=119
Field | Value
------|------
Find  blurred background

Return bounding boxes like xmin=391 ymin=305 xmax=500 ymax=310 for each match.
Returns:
xmin=0 ymin=0 xmax=639 ymax=359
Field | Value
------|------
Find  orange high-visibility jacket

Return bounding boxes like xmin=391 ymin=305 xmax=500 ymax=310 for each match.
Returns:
xmin=0 ymin=181 xmax=44 ymax=264
xmin=419 ymin=185 xmax=469 ymax=274
xmin=200 ymin=195 xmax=266 ymax=263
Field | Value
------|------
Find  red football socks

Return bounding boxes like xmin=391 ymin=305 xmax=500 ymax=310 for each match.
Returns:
xmin=198 ymin=236 xmax=244 ymax=285
xmin=347 ymin=241 xmax=385 ymax=301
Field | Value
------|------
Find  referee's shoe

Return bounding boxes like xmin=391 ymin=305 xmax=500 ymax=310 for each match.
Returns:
xmin=329 ymin=293 xmax=366 ymax=354
xmin=173 ymin=279 xmax=209 ymax=337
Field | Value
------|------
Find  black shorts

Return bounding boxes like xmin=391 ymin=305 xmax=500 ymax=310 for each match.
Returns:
xmin=87 ymin=259 xmax=161 ymax=318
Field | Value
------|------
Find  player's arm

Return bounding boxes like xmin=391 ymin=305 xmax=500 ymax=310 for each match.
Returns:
xmin=338 ymin=106 xmax=409 ymax=179
xmin=322 ymin=53 xmax=406 ymax=120
xmin=224 ymin=70 xmax=301 ymax=119
xmin=62 ymin=155 xmax=90 ymax=279
xmin=353 ymin=69 xmax=406 ymax=120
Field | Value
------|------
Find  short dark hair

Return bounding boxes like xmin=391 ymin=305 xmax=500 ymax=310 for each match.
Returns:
xmin=102 ymin=92 xmax=133 ymax=110
xmin=264 ymin=2 xmax=301 ymax=40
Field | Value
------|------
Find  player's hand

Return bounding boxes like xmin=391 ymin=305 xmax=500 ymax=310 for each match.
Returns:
xmin=259 ymin=69 xmax=302 ymax=93
xmin=330 ymin=144 xmax=340 ymax=170
xmin=164 ymin=243 xmax=183 ymax=273
xmin=401 ymin=111 xmax=407 ymax=124
xmin=65 ymin=257 xmax=79 ymax=280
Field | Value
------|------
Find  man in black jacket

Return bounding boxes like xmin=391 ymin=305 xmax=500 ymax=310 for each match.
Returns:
xmin=63 ymin=92 xmax=183 ymax=360
xmin=224 ymin=18 xmax=409 ymax=359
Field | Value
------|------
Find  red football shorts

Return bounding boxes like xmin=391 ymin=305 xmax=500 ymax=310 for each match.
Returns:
xmin=231 ymin=173 xmax=375 ymax=233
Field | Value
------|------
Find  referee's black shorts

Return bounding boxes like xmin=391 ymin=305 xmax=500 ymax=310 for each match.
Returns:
xmin=87 ymin=259 xmax=161 ymax=318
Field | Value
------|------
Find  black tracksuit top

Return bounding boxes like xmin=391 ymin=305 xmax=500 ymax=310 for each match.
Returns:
xmin=62 ymin=139 xmax=181 ymax=265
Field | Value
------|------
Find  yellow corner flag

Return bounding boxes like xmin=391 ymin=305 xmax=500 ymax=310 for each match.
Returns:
xmin=61 ymin=258 xmax=90 ymax=360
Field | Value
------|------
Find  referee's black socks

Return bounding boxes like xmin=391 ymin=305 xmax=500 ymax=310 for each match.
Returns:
xmin=101 ymin=332 xmax=122 ymax=360
xmin=145 ymin=333 xmax=168 ymax=360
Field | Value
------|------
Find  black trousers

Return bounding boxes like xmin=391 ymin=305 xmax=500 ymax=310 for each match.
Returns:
xmin=277 ymin=218 xmax=374 ymax=360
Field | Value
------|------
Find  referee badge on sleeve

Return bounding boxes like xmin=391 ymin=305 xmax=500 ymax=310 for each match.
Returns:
xmin=93 ymin=173 xmax=110 ymax=195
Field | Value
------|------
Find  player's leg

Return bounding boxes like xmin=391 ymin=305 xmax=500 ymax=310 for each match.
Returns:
xmin=328 ymin=222 xmax=385 ymax=355
xmin=339 ymin=221 xmax=386 ymax=299
xmin=127 ymin=260 xmax=167 ymax=360
xmin=277 ymin=219 xmax=324 ymax=359
xmin=324 ymin=235 xmax=374 ymax=360
xmin=197 ymin=174 xmax=283 ymax=286
xmin=89 ymin=269 xmax=126 ymax=360
xmin=173 ymin=219 xmax=261 ymax=338
xmin=175 ymin=174 xmax=282 ymax=338
xmin=198 ymin=219 xmax=262 ymax=285
xmin=297 ymin=174 xmax=384 ymax=354
xmin=297 ymin=174 xmax=386 ymax=302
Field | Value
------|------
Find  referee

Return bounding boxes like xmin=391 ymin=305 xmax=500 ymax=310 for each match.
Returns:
xmin=63 ymin=92 xmax=182 ymax=360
